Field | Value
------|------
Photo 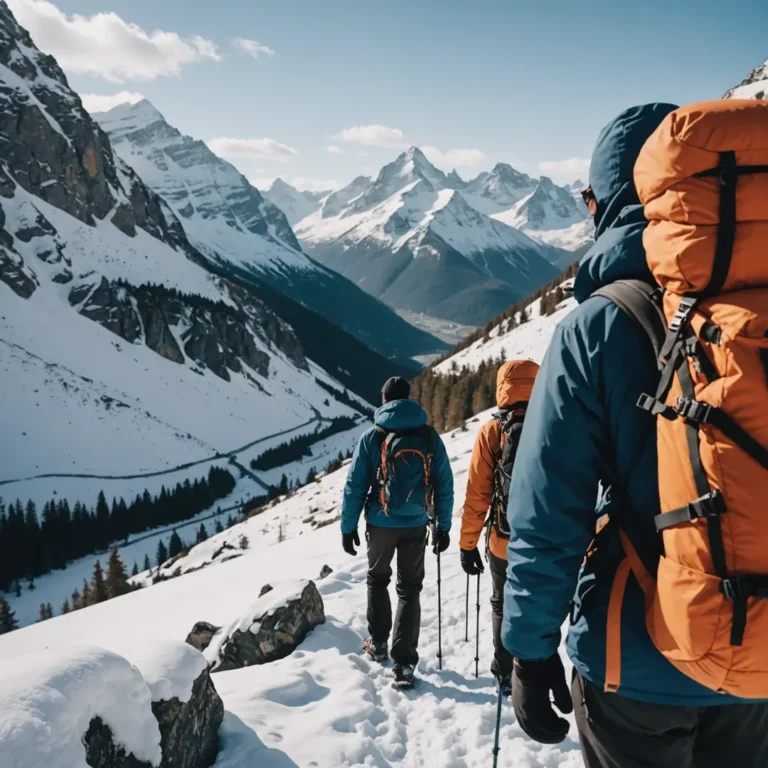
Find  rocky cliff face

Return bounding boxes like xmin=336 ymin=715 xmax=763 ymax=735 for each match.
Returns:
xmin=0 ymin=2 xmax=310 ymax=385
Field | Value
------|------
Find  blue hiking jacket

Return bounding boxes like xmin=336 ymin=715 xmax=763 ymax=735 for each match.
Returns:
xmin=501 ymin=103 xmax=740 ymax=705
xmin=341 ymin=399 xmax=454 ymax=534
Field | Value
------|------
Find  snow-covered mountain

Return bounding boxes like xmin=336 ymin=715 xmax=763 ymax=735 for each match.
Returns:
xmin=724 ymin=57 xmax=768 ymax=100
xmin=296 ymin=148 xmax=562 ymax=325
xmin=263 ymin=178 xmax=326 ymax=226
xmin=462 ymin=165 xmax=592 ymax=251
xmin=94 ymin=101 xmax=443 ymax=362
xmin=0 ymin=1 xmax=419 ymax=509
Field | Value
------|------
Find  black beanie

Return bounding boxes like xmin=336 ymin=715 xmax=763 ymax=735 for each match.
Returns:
xmin=381 ymin=376 xmax=411 ymax=401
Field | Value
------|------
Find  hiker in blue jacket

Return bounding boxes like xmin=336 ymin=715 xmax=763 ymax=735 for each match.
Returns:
xmin=502 ymin=104 xmax=768 ymax=767
xmin=341 ymin=376 xmax=453 ymax=688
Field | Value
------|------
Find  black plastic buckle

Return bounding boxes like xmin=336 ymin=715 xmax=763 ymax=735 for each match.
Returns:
xmin=676 ymin=397 xmax=712 ymax=423
xmin=721 ymin=578 xmax=746 ymax=600
xmin=637 ymin=393 xmax=656 ymax=412
xmin=696 ymin=490 xmax=726 ymax=519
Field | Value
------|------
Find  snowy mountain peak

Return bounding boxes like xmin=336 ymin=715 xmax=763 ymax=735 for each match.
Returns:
xmin=97 ymin=98 xmax=165 ymax=129
xmin=571 ymin=179 xmax=586 ymax=191
xmin=724 ymin=57 xmax=768 ymax=100
xmin=507 ymin=175 xmax=587 ymax=232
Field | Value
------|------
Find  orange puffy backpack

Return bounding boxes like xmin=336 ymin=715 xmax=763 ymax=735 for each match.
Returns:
xmin=600 ymin=99 xmax=768 ymax=698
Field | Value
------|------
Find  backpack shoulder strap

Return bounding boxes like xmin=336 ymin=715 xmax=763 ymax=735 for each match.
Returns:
xmin=592 ymin=279 xmax=666 ymax=360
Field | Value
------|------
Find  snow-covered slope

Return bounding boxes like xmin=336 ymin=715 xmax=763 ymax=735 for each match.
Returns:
xmin=0 ymin=409 xmax=583 ymax=768
xmin=263 ymin=178 xmax=327 ymax=225
xmin=435 ymin=279 xmax=577 ymax=374
xmin=724 ymin=57 xmax=768 ymax=100
xmin=94 ymin=101 xmax=443 ymax=362
xmin=296 ymin=148 xmax=561 ymax=326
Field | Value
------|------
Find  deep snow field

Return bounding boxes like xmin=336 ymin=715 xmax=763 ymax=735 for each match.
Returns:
xmin=0 ymin=414 xmax=583 ymax=767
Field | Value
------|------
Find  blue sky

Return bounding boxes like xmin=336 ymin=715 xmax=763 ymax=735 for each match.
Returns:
xmin=9 ymin=0 xmax=767 ymax=190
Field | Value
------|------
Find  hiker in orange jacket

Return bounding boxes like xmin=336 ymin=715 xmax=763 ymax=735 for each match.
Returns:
xmin=459 ymin=359 xmax=539 ymax=693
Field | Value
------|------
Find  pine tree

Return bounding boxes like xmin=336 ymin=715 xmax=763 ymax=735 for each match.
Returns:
xmin=106 ymin=545 xmax=129 ymax=599
xmin=131 ymin=561 xmax=139 ymax=577
xmin=196 ymin=523 xmax=208 ymax=544
xmin=71 ymin=588 xmax=81 ymax=611
xmin=168 ymin=531 xmax=183 ymax=558
xmin=38 ymin=603 xmax=48 ymax=622
xmin=61 ymin=599 xmax=70 ymax=615
xmin=156 ymin=539 xmax=168 ymax=567
xmin=46 ymin=603 xmax=53 ymax=620
xmin=143 ymin=554 xmax=151 ymax=572
xmin=0 ymin=598 xmax=18 ymax=634
xmin=91 ymin=560 xmax=107 ymax=604
xmin=14 ymin=580 xmax=21 ymax=598
xmin=215 ymin=520 xmax=224 ymax=534
xmin=27 ymin=576 xmax=35 ymax=592
xmin=279 ymin=473 xmax=289 ymax=495
xmin=81 ymin=579 xmax=92 ymax=608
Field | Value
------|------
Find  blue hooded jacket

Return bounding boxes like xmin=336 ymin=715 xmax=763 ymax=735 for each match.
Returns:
xmin=341 ymin=399 xmax=454 ymax=533
xmin=501 ymin=103 xmax=738 ymax=705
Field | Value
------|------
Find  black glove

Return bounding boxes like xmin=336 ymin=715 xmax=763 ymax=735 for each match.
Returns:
xmin=432 ymin=529 xmax=450 ymax=555
xmin=342 ymin=530 xmax=360 ymax=556
xmin=512 ymin=653 xmax=572 ymax=744
xmin=460 ymin=547 xmax=485 ymax=575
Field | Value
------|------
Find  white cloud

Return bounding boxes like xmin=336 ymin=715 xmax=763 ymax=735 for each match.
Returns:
xmin=325 ymin=144 xmax=343 ymax=155
xmin=208 ymin=137 xmax=298 ymax=163
xmin=79 ymin=91 xmax=144 ymax=113
xmin=538 ymin=157 xmax=591 ymax=182
xmin=287 ymin=177 xmax=343 ymax=193
xmin=249 ymin=177 xmax=276 ymax=191
xmin=249 ymin=177 xmax=342 ymax=193
xmin=334 ymin=125 xmax=406 ymax=149
xmin=232 ymin=38 xmax=276 ymax=59
xmin=422 ymin=146 xmax=487 ymax=169
xmin=7 ymin=0 xmax=220 ymax=83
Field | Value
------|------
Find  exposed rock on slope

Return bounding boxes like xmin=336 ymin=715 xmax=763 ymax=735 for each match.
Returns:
xmin=724 ymin=58 xmax=768 ymax=100
xmin=201 ymin=580 xmax=325 ymax=672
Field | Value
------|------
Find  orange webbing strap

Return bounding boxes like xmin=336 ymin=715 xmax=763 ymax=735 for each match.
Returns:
xmin=605 ymin=557 xmax=631 ymax=693
xmin=617 ymin=528 xmax=655 ymax=597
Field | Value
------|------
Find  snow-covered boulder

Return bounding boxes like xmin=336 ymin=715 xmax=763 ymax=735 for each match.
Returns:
xmin=203 ymin=580 xmax=325 ymax=672
xmin=318 ymin=564 xmax=333 ymax=579
xmin=184 ymin=622 xmax=222 ymax=653
xmin=0 ymin=646 xmax=161 ymax=768
xmin=0 ymin=643 xmax=223 ymax=768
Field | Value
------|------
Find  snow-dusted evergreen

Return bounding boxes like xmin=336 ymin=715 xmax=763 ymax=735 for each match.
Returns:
xmin=296 ymin=148 xmax=565 ymax=325
xmin=93 ymin=100 xmax=442 ymax=361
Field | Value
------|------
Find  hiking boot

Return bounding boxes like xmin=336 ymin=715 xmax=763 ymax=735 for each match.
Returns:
xmin=363 ymin=638 xmax=388 ymax=662
xmin=496 ymin=673 xmax=512 ymax=698
xmin=392 ymin=663 xmax=416 ymax=689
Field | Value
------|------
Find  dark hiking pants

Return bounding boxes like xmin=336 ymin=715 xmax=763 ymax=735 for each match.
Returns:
xmin=366 ymin=524 xmax=427 ymax=666
xmin=572 ymin=670 xmax=768 ymax=768
xmin=489 ymin=551 xmax=514 ymax=678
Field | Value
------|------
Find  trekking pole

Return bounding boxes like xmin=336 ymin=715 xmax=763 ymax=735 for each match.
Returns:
xmin=474 ymin=573 xmax=481 ymax=678
xmin=464 ymin=573 xmax=470 ymax=642
xmin=436 ymin=533 xmax=443 ymax=670
xmin=492 ymin=680 xmax=503 ymax=768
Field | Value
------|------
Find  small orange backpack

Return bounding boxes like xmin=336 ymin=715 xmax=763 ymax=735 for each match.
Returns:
xmin=600 ymin=99 xmax=768 ymax=698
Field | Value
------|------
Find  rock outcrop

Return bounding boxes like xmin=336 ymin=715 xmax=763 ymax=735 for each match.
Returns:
xmin=200 ymin=581 xmax=325 ymax=673
xmin=152 ymin=668 xmax=223 ymax=768
xmin=185 ymin=622 xmax=221 ymax=653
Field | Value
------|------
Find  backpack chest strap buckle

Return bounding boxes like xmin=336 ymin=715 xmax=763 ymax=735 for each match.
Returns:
xmin=675 ymin=397 xmax=713 ymax=424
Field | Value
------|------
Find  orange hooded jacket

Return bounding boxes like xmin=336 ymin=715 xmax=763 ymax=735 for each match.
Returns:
xmin=460 ymin=360 xmax=539 ymax=560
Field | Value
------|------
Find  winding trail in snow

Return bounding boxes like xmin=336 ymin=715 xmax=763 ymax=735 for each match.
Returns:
xmin=0 ymin=414 xmax=330 ymax=488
